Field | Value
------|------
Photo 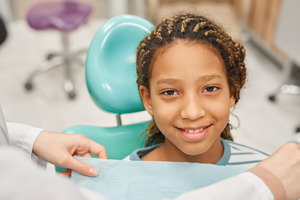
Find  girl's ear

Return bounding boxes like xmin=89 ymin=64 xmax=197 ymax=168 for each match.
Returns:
xmin=229 ymin=95 xmax=236 ymax=108
xmin=139 ymin=85 xmax=153 ymax=116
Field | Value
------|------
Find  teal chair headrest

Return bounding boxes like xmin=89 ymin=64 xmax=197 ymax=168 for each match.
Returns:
xmin=86 ymin=15 xmax=154 ymax=114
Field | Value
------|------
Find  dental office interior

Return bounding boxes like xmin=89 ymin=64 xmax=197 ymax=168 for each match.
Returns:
xmin=0 ymin=0 xmax=300 ymax=173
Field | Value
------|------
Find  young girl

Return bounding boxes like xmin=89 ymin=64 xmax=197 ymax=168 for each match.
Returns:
xmin=125 ymin=13 xmax=268 ymax=168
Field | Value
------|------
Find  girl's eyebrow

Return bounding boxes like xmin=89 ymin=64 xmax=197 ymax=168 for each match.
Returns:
xmin=156 ymin=74 xmax=222 ymax=85
xmin=198 ymin=74 xmax=222 ymax=81
xmin=157 ymin=78 xmax=181 ymax=85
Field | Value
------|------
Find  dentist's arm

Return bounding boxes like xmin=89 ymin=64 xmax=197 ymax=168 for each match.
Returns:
xmin=174 ymin=170 xmax=274 ymax=200
xmin=6 ymin=122 xmax=107 ymax=177
xmin=256 ymin=143 xmax=300 ymax=200
xmin=0 ymin=146 xmax=108 ymax=200
xmin=176 ymin=143 xmax=300 ymax=200
xmin=7 ymin=122 xmax=43 ymax=158
xmin=33 ymin=130 xmax=108 ymax=176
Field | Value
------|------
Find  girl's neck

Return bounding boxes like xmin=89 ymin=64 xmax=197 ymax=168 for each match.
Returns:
xmin=141 ymin=139 xmax=224 ymax=163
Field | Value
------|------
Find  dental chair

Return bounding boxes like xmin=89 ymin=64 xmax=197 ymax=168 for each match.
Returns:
xmin=56 ymin=15 xmax=154 ymax=172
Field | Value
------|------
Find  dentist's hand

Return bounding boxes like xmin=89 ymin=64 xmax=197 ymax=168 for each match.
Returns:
xmin=257 ymin=143 xmax=300 ymax=200
xmin=33 ymin=130 xmax=107 ymax=177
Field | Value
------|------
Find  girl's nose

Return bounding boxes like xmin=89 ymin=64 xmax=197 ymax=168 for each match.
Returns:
xmin=180 ymin=94 xmax=205 ymax=120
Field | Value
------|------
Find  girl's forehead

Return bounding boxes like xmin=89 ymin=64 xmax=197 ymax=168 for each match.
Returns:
xmin=153 ymin=39 xmax=223 ymax=63
xmin=153 ymin=40 xmax=224 ymax=67
xmin=150 ymin=41 xmax=227 ymax=80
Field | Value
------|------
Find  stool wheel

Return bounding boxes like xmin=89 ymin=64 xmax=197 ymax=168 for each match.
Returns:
xmin=268 ymin=94 xmax=276 ymax=102
xmin=24 ymin=82 xmax=33 ymax=91
xmin=68 ymin=91 xmax=76 ymax=100
xmin=46 ymin=53 xmax=56 ymax=60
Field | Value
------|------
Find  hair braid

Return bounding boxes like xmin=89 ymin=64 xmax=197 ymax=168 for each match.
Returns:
xmin=136 ymin=13 xmax=247 ymax=146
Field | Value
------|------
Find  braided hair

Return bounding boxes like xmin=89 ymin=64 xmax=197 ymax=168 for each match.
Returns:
xmin=136 ymin=13 xmax=246 ymax=147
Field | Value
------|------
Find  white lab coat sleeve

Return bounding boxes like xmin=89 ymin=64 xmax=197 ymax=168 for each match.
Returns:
xmin=173 ymin=172 xmax=274 ymax=200
xmin=6 ymin=122 xmax=46 ymax=167
xmin=0 ymin=146 xmax=108 ymax=200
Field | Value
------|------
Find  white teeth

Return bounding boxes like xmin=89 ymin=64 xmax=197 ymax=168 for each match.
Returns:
xmin=184 ymin=128 xmax=204 ymax=133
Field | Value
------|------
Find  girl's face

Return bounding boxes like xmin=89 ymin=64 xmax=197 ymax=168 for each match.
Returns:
xmin=139 ymin=40 xmax=235 ymax=163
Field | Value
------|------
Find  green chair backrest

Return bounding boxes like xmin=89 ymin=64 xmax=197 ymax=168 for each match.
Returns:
xmin=86 ymin=14 xmax=154 ymax=114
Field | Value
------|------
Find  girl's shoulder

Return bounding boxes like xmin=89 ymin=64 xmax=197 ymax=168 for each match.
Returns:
xmin=123 ymin=144 xmax=162 ymax=161
xmin=226 ymin=140 xmax=269 ymax=156
xmin=219 ymin=139 xmax=269 ymax=168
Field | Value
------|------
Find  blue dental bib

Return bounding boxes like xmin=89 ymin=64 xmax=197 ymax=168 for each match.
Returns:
xmin=72 ymin=158 xmax=246 ymax=200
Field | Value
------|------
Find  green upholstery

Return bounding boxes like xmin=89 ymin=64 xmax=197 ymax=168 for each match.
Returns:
xmin=86 ymin=15 xmax=154 ymax=114
xmin=64 ymin=123 xmax=148 ymax=159
xmin=55 ymin=15 xmax=154 ymax=173
xmin=55 ymin=122 xmax=149 ymax=173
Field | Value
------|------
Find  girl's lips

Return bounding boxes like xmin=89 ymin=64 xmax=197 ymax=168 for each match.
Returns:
xmin=177 ymin=124 xmax=211 ymax=141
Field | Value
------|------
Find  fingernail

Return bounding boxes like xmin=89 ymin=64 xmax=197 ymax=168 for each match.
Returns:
xmin=89 ymin=167 xmax=98 ymax=176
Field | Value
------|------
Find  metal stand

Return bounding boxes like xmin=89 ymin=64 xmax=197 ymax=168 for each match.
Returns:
xmin=268 ymin=59 xmax=300 ymax=102
xmin=24 ymin=33 xmax=87 ymax=99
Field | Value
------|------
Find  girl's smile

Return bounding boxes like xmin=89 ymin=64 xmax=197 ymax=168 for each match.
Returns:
xmin=176 ymin=124 xmax=212 ymax=142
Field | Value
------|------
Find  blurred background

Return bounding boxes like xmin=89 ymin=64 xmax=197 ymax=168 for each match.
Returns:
xmin=0 ymin=0 xmax=299 ymax=155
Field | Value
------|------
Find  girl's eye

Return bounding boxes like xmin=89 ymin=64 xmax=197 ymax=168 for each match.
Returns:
xmin=203 ymin=86 xmax=218 ymax=93
xmin=162 ymin=90 xmax=178 ymax=96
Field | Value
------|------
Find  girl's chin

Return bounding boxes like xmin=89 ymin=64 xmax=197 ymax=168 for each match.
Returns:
xmin=180 ymin=147 xmax=208 ymax=156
